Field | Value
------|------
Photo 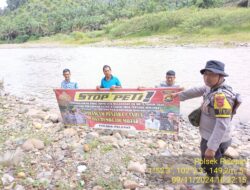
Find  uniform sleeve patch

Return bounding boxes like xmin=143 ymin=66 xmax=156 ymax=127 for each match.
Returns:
xmin=215 ymin=95 xmax=225 ymax=108
xmin=214 ymin=93 xmax=232 ymax=118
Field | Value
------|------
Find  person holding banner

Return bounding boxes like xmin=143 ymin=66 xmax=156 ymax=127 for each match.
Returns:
xmin=96 ymin=65 xmax=122 ymax=90
xmin=139 ymin=70 xmax=180 ymax=89
xmin=156 ymin=70 xmax=179 ymax=88
xmin=172 ymin=60 xmax=240 ymax=188
xmin=61 ymin=69 xmax=78 ymax=89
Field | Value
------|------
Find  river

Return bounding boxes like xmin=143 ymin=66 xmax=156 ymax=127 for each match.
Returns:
xmin=0 ymin=46 xmax=249 ymax=123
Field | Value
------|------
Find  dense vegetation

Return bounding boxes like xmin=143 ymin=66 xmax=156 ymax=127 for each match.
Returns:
xmin=0 ymin=0 xmax=249 ymax=44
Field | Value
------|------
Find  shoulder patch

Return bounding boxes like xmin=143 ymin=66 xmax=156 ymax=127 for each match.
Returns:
xmin=214 ymin=93 xmax=232 ymax=118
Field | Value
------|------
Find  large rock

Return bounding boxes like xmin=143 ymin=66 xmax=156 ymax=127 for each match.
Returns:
xmin=17 ymin=172 xmax=26 ymax=179
xmin=157 ymin=140 xmax=167 ymax=149
xmin=113 ymin=132 xmax=123 ymax=140
xmin=33 ymin=122 xmax=43 ymax=130
xmin=83 ymin=144 xmax=90 ymax=152
xmin=22 ymin=138 xmax=44 ymax=151
xmin=14 ymin=185 xmax=25 ymax=190
xmin=32 ymin=139 xmax=45 ymax=149
xmin=86 ymin=132 xmax=99 ymax=141
xmin=123 ymin=180 xmax=139 ymax=190
xmin=63 ymin=128 xmax=77 ymax=137
xmin=160 ymin=149 xmax=172 ymax=157
xmin=42 ymin=107 xmax=50 ymax=112
xmin=99 ymin=136 xmax=117 ymax=144
xmin=1 ymin=174 xmax=14 ymax=186
xmin=243 ymin=167 xmax=250 ymax=180
xmin=0 ymin=147 xmax=24 ymax=166
xmin=77 ymin=165 xmax=87 ymax=173
xmin=97 ymin=129 xmax=113 ymax=136
xmin=128 ymin=161 xmax=146 ymax=173
xmin=231 ymin=138 xmax=242 ymax=148
xmin=18 ymin=107 xmax=28 ymax=114
xmin=127 ymin=131 xmax=138 ymax=138
xmin=48 ymin=113 xmax=59 ymax=123
xmin=224 ymin=147 xmax=239 ymax=159
xmin=36 ymin=171 xmax=52 ymax=181
xmin=28 ymin=109 xmax=46 ymax=120
xmin=28 ymin=97 xmax=36 ymax=101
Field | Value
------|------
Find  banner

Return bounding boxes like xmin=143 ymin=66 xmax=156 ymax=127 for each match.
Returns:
xmin=54 ymin=88 xmax=181 ymax=132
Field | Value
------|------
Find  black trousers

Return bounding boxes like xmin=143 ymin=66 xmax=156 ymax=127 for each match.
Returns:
xmin=200 ymin=138 xmax=231 ymax=177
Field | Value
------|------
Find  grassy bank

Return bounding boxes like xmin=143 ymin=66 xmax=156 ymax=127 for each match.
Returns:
xmin=31 ymin=8 xmax=250 ymax=46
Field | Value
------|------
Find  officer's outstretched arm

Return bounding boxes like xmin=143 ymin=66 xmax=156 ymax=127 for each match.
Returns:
xmin=179 ymin=86 xmax=207 ymax=101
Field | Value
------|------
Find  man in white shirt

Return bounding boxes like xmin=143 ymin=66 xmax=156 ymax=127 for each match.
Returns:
xmin=145 ymin=111 xmax=160 ymax=130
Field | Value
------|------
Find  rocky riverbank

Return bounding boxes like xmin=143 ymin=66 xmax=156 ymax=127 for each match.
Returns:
xmin=0 ymin=40 xmax=250 ymax=49
xmin=0 ymin=90 xmax=249 ymax=190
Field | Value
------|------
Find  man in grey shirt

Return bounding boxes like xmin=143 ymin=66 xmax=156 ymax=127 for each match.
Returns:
xmin=156 ymin=70 xmax=179 ymax=88
xmin=173 ymin=60 xmax=238 ymax=187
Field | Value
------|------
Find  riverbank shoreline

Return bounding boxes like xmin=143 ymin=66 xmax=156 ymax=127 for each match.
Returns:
xmin=0 ymin=35 xmax=250 ymax=49
xmin=0 ymin=88 xmax=250 ymax=190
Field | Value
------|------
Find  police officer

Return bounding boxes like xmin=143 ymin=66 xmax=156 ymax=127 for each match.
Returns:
xmin=173 ymin=60 xmax=240 ymax=186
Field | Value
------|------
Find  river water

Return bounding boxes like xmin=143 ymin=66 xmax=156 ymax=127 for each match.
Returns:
xmin=0 ymin=46 xmax=249 ymax=123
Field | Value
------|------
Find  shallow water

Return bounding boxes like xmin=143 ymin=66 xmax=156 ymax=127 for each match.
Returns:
xmin=0 ymin=46 xmax=249 ymax=123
